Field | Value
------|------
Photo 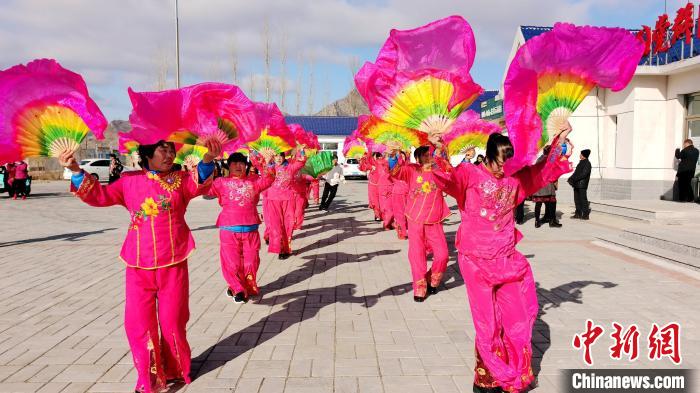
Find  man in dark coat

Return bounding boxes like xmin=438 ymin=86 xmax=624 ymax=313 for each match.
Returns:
xmin=675 ymin=139 xmax=699 ymax=202
xmin=568 ymin=149 xmax=592 ymax=219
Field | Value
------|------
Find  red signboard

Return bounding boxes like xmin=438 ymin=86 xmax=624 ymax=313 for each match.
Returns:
xmin=636 ymin=2 xmax=698 ymax=56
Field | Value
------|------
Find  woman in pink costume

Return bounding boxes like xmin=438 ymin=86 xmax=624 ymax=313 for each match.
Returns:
xmin=390 ymin=151 xmax=410 ymax=240
xmin=304 ymin=173 xmax=320 ymax=205
xmin=361 ymin=152 xmax=394 ymax=228
xmin=432 ymin=128 xmax=573 ymax=393
xmin=389 ymin=146 xmax=450 ymax=302
xmin=292 ymin=169 xmax=309 ymax=230
xmin=208 ymin=152 xmax=275 ymax=303
xmin=264 ymin=150 xmax=306 ymax=259
xmin=359 ymin=152 xmax=381 ymax=220
xmin=59 ymin=139 xmax=221 ymax=393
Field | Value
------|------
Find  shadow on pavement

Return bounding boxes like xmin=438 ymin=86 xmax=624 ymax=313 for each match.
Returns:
xmin=530 ymin=280 xmax=618 ymax=388
xmin=191 ymin=283 xmax=372 ymax=380
xmin=0 ymin=228 xmax=117 ymax=248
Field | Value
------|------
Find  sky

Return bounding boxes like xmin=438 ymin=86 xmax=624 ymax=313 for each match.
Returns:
xmin=0 ymin=0 xmax=689 ymax=121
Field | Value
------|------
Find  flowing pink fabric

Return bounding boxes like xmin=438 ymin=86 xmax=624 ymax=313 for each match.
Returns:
xmin=504 ymin=23 xmax=643 ymax=175
xmin=128 ymin=83 xmax=258 ymax=149
xmin=188 ymin=82 xmax=259 ymax=148
xmin=0 ymin=58 xmax=107 ymax=164
xmin=253 ymin=102 xmax=296 ymax=148
xmin=289 ymin=123 xmax=319 ymax=149
xmin=355 ymin=16 xmax=482 ymax=122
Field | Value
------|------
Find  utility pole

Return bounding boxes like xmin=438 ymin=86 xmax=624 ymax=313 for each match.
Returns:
xmin=175 ymin=0 xmax=181 ymax=88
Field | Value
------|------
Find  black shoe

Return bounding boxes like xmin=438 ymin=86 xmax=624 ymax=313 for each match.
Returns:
xmin=413 ymin=296 xmax=426 ymax=302
xmin=318 ymin=205 xmax=325 ymax=211
xmin=278 ymin=253 xmax=290 ymax=260
xmin=549 ymin=220 xmax=562 ymax=228
xmin=264 ymin=239 xmax=269 ymax=245
xmin=226 ymin=288 xmax=235 ymax=298
xmin=233 ymin=292 xmax=247 ymax=303
xmin=571 ymin=213 xmax=581 ymax=219
xmin=474 ymin=384 xmax=504 ymax=392
xmin=535 ymin=220 xmax=542 ymax=228
xmin=581 ymin=214 xmax=590 ymax=220
xmin=427 ymin=284 xmax=438 ymax=295
xmin=515 ymin=218 xmax=524 ymax=225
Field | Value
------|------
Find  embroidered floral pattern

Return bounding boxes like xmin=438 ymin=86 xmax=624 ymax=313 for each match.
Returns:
xmin=478 ymin=179 xmax=516 ymax=222
xmin=226 ymin=180 xmax=254 ymax=207
xmin=147 ymin=171 xmax=182 ymax=192
xmin=273 ymin=167 xmax=292 ymax=188
xmin=130 ymin=195 xmax=171 ymax=230
xmin=413 ymin=173 xmax=437 ymax=195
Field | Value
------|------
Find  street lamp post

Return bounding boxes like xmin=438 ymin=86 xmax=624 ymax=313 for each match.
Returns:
xmin=175 ymin=0 xmax=181 ymax=88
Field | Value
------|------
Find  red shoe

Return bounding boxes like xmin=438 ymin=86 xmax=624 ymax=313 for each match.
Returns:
xmin=21 ymin=196 xmax=26 ymax=200
xmin=12 ymin=195 xmax=17 ymax=200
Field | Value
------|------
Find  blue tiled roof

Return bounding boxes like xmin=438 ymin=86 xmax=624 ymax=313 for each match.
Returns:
xmin=284 ymin=116 xmax=358 ymax=136
xmin=469 ymin=90 xmax=499 ymax=113
xmin=520 ymin=25 xmax=700 ymax=66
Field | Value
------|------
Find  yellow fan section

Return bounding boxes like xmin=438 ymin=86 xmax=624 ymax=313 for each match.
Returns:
xmin=16 ymin=105 xmax=90 ymax=158
xmin=382 ymin=77 xmax=474 ymax=136
xmin=536 ymin=72 xmax=594 ymax=147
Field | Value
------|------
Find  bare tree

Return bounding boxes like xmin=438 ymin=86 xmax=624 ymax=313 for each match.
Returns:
xmin=295 ymin=53 xmax=304 ymax=115
xmin=229 ymin=35 xmax=239 ymax=85
xmin=307 ymin=56 xmax=315 ymax=115
xmin=348 ymin=55 xmax=360 ymax=81
xmin=262 ymin=20 xmax=271 ymax=102
xmin=348 ymin=56 xmax=363 ymax=116
xmin=278 ymin=32 xmax=288 ymax=111
xmin=248 ymin=73 xmax=257 ymax=100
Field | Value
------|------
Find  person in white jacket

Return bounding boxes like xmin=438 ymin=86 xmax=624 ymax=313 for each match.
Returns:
xmin=319 ymin=156 xmax=346 ymax=211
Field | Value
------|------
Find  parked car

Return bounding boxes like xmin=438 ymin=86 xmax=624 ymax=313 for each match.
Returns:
xmin=63 ymin=159 xmax=137 ymax=182
xmin=342 ymin=158 xmax=366 ymax=179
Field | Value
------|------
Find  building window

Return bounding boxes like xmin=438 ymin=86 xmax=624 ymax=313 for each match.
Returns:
xmin=321 ymin=142 xmax=338 ymax=151
xmin=687 ymin=95 xmax=700 ymax=144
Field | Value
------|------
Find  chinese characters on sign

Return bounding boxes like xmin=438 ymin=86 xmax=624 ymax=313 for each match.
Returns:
xmin=572 ymin=320 xmax=682 ymax=366
xmin=636 ymin=2 xmax=698 ymax=59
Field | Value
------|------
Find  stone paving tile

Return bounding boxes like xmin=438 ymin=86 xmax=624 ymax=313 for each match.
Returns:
xmin=0 ymin=181 xmax=698 ymax=392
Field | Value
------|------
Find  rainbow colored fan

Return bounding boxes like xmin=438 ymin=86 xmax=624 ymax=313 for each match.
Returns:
xmin=247 ymin=102 xmax=295 ymax=157
xmin=343 ymin=132 xmax=367 ymax=159
xmin=443 ymin=111 xmax=501 ymax=157
xmin=355 ymin=16 xmax=483 ymax=136
xmin=504 ymin=23 xmax=643 ymax=173
xmin=358 ymin=115 xmax=427 ymax=152
xmin=0 ymin=59 xmax=107 ymax=164
xmin=175 ymin=144 xmax=208 ymax=168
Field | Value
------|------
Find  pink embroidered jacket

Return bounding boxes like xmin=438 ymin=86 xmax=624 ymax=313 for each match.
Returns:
xmin=433 ymin=144 xmax=572 ymax=260
xmin=266 ymin=154 xmax=307 ymax=201
xmin=71 ymin=170 xmax=211 ymax=269
xmin=359 ymin=155 xmax=380 ymax=186
xmin=208 ymin=169 xmax=275 ymax=226
xmin=391 ymin=163 xmax=451 ymax=224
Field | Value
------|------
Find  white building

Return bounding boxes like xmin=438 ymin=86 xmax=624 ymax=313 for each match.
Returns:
xmin=504 ymin=26 xmax=700 ymax=200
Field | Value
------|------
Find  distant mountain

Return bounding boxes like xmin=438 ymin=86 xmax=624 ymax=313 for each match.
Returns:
xmin=315 ymin=88 xmax=369 ymax=116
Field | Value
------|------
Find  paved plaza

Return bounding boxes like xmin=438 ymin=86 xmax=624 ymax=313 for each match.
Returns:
xmin=0 ymin=180 xmax=698 ymax=393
